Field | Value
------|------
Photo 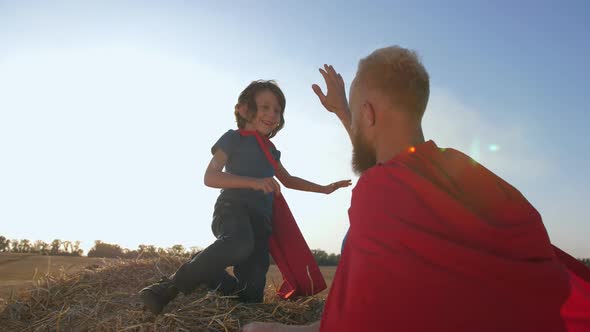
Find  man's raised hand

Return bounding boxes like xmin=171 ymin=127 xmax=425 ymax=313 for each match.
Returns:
xmin=312 ymin=64 xmax=349 ymax=116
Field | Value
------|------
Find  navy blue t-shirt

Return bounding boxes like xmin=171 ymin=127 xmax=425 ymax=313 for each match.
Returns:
xmin=211 ymin=129 xmax=281 ymax=217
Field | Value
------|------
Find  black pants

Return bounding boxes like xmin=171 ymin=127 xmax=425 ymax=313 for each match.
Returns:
xmin=170 ymin=198 xmax=272 ymax=302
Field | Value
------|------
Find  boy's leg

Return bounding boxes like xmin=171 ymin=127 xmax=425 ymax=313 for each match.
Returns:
xmin=140 ymin=200 xmax=254 ymax=313
xmin=233 ymin=244 xmax=270 ymax=302
xmin=188 ymin=250 xmax=238 ymax=294
xmin=233 ymin=214 xmax=272 ymax=302
xmin=170 ymin=200 xmax=255 ymax=293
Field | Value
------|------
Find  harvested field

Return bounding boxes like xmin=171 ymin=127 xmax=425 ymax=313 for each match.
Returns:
xmin=0 ymin=255 xmax=334 ymax=331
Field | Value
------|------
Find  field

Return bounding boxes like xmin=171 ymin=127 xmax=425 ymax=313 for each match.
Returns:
xmin=0 ymin=253 xmax=336 ymax=301
xmin=0 ymin=254 xmax=116 ymax=302
xmin=0 ymin=253 xmax=337 ymax=331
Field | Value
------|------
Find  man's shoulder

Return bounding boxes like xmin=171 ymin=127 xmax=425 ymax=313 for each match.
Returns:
xmin=348 ymin=165 xmax=419 ymax=231
xmin=352 ymin=164 xmax=413 ymax=204
xmin=355 ymin=163 xmax=407 ymax=188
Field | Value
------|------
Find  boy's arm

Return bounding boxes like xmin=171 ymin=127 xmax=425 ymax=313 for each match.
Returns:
xmin=276 ymin=161 xmax=350 ymax=194
xmin=204 ymin=150 xmax=281 ymax=194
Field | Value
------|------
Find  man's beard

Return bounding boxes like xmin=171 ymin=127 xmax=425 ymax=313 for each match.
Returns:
xmin=352 ymin=130 xmax=377 ymax=175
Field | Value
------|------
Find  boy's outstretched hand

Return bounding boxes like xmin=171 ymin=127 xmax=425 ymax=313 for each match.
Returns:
xmin=323 ymin=179 xmax=352 ymax=194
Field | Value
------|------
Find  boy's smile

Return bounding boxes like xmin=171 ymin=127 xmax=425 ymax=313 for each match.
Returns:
xmin=244 ymin=89 xmax=282 ymax=136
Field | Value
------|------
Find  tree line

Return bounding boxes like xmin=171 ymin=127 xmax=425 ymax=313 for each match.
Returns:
xmin=87 ymin=240 xmax=201 ymax=259
xmin=0 ymin=235 xmax=342 ymax=266
xmin=0 ymin=236 xmax=83 ymax=256
xmin=3 ymin=235 xmax=589 ymax=268
xmin=86 ymin=241 xmax=342 ymax=266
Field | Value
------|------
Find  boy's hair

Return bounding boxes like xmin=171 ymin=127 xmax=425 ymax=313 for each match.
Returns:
xmin=234 ymin=80 xmax=286 ymax=138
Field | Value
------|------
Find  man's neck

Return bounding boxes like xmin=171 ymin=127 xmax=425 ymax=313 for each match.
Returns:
xmin=375 ymin=125 xmax=425 ymax=164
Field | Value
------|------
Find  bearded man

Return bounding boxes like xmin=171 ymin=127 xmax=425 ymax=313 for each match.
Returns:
xmin=242 ymin=46 xmax=590 ymax=332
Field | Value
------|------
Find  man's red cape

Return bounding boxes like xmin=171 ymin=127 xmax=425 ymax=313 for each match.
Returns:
xmin=238 ymin=130 xmax=326 ymax=298
xmin=320 ymin=140 xmax=590 ymax=332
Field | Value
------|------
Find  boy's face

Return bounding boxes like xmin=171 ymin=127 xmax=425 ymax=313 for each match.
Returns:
xmin=244 ymin=89 xmax=282 ymax=136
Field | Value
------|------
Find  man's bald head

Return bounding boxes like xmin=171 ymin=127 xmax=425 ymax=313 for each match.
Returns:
xmin=354 ymin=46 xmax=430 ymax=119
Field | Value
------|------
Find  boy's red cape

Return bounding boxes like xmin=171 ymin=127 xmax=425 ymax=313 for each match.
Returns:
xmin=319 ymin=141 xmax=590 ymax=331
xmin=239 ymin=130 xmax=327 ymax=298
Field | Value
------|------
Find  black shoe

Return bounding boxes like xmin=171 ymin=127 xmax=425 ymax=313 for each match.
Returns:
xmin=139 ymin=277 xmax=179 ymax=315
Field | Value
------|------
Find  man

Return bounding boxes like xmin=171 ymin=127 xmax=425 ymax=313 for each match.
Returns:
xmin=243 ymin=46 xmax=589 ymax=332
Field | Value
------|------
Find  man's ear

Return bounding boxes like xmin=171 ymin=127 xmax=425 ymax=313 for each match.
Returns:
xmin=361 ymin=101 xmax=376 ymax=127
xmin=235 ymin=103 xmax=249 ymax=119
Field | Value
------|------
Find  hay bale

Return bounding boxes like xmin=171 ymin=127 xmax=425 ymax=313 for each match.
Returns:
xmin=0 ymin=256 xmax=324 ymax=331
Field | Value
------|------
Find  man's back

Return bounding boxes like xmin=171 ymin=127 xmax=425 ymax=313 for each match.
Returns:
xmin=320 ymin=140 xmax=571 ymax=332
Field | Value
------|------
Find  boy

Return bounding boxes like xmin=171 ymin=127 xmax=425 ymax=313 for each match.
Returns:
xmin=139 ymin=80 xmax=351 ymax=315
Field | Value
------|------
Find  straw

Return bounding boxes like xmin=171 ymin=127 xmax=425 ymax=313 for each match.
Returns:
xmin=0 ymin=257 xmax=325 ymax=332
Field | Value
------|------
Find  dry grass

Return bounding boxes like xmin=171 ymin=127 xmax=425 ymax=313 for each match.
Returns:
xmin=0 ymin=256 xmax=326 ymax=332
xmin=0 ymin=253 xmax=114 ymax=301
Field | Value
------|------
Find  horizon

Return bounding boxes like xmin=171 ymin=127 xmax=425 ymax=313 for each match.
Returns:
xmin=0 ymin=235 xmax=342 ymax=256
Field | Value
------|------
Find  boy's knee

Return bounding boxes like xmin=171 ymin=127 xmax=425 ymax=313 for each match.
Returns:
xmin=226 ymin=236 xmax=254 ymax=262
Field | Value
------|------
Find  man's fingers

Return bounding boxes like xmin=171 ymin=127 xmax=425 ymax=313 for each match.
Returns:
xmin=323 ymin=65 xmax=338 ymax=85
xmin=319 ymin=67 xmax=330 ymax=81
xmin=326 ymin=64 xmax=337 ymax=77
xmin=337 ymin=73 xmax=345 ymax=87
xmin=328 ymin=65 xmax=341 ymax=84
xmin=328 ymin=65 xmax=338 ymax=78
xmin=311 ymin=84 xmax=327 ymax=103
xmin=319 ymin=68 xmax=337 ymax=92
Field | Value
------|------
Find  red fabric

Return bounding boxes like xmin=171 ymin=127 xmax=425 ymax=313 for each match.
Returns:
xmin=320 ymin=140 xmax=590 ymax=332
xmin=238 ymin=129 xmax=327 ymax=298
xmin=554 ymin=246 xmax=590 ymax=331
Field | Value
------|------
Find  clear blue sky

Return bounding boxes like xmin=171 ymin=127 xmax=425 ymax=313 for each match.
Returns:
xmin=1 ymin=1 xmax=588 ymax=256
